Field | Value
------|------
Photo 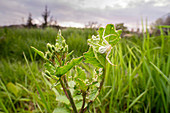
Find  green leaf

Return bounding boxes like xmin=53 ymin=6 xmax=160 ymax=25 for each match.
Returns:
xmin=56 ymin=56 xmax=83 ymax=77
xmin=65 ymin=50 xmax=74 ymax=62
xmin=84 ymin=47 xmax=103 ymax=68
xmin=56 ymin=95 xmax=70 ymax=105
xmin=31 ymin=46 xmax=46 ymax=60
xmin=88 ymin=89 xmax=99 ymax=101
xmin=44 ymin=62 xmax=55 ymax=75
xmin=56 ymin=30 xmax=65 ymax=45
xmin=98 ymin=27 xmax=104 ymax=42
xmin=73 ymin=95 xmax=83 ymax=101
xmin=53 ymin=107 xmax=70 ymax=113
xmin=104 ymin=24 xmax=116 ymax=36
xmin=75 ymin=66 xmax=86 ymax=81
xmin=104 ymin=24 xmax=121 ymax=46
xmin=6 ymin=82 xmax=21 ymax=97
xmin=75 ymin=79 xmax=88 ymax=91
xmin=96 ymin=52 xmax=106 ymax=67
xmin=75 ymin=101 xmax=83 ymax=110
xmin=75 ymin=101 xmax=87 ymax=110
xmin=117 ymin=30 xmax=122 ymax=36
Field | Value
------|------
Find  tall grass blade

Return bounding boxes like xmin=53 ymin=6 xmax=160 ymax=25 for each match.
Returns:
xmin=0 ymin=79 xmax=16 ymax=113
xmin=23 ymin=52 xmax=51 ymax=112
xmin=125 ymin=90 xmax=147 ymax=111
xmin=150 ymin=61 xmax=170 ymax=84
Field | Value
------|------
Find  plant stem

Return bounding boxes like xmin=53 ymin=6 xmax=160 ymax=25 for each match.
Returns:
xmin=83 ymin=63 xmax=106 ymax=112
xmin=99 ymin=67 xmax=106 ymax=93
xmin=62 ymin=75 xmax=78 ymax=113
xmin=79 ymin=92 xmax=86 ymax=113
xmin=59 ymin=78 xmax=69 ymax=99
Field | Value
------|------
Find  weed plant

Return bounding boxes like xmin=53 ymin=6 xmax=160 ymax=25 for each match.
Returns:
xmin=0 ymin=25 xmax=169 ymax=113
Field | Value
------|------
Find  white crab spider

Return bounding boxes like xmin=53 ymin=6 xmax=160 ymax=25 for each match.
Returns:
xmin=98 ymin=29 xmax=117 ymax=66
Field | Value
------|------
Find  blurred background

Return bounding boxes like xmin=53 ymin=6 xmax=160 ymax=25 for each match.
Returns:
xmin=0 ymin=0 xmax=169 ymax=113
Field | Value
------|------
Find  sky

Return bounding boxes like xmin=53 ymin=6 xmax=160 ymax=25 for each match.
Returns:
xmin=0 ymin=0 xmax=169 ymax=30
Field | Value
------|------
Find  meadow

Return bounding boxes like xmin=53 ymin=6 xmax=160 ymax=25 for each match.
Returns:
xmin=0 ymin=26 xmax=169 ymax=113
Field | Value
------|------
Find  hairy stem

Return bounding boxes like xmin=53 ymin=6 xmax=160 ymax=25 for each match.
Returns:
xmin=79 ymin=92 xmax=86 ymax=113
xmin=59 ymin=78 xmax=69 ymax=99
xmin=98 ymin=67 xmax=106 ymax=93
xmin=83 ymin=63 xmax=106 ymax=112
xmin=62 ymin=76 xmax=78 ymax=113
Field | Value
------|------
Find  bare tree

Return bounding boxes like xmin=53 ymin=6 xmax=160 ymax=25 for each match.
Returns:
xmin=27 ymin=13 xmax=33 ymax=27
xmin=42 ymin=5 xmax=50 ymax=27
xmin=49 ymin=16 xmax=57 ymax=26
xmin=85 ymin=21 xmax=101 ymax=29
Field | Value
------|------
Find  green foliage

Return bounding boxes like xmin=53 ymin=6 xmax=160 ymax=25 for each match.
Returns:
xmin=84 ymin=47 xmax=103 ymax=68
xmin=6 ymin=82 xmax=21 ymax=97
xmin=30 ymin=24 xmax=121 ymax=113
xmin=0 ymin=25 xmax=169 ymax=113
xmin=55 ymin=57 xmax=83 ymax=77
xmin=53 ymin=107 xmax=70 ymax=113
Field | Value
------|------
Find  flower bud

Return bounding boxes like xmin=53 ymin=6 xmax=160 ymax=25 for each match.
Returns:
xmin=52 ymin=45 xmax=55 ymax=51
xmin=45 ymin=52 xmax=51 ymax=59
xmin=55 ymin=43 xmax=59 ymax=48
xmin=45 ymin=70 xmax=51 ymax=76
xmin=47 ymin=43 xmax=53 ymax=53
xmin=62 ymin=40 xmax=66 ymax=47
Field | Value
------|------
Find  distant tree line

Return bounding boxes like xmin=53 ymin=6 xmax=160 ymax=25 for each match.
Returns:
xmin=151 ymin=13 xmax=170 ymax=35
xmin=26 ymin=5 xmax=58 ymax=28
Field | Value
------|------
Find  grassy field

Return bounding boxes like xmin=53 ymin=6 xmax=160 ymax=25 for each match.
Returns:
xmin=0 ymin=26 xmax=169 ymax=113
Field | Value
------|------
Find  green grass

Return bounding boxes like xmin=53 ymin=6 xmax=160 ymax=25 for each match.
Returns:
xmin=0 ymin=26 xmax=169 ymax=112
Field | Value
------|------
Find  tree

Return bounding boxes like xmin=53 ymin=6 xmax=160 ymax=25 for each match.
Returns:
xmin=164 ymin=16 xmax=170 ymax=25
xmin=42 ymin=5 xmax=50 ymax=27
xmin=151 ymin=13 xmax=170 ymax=35
xmin=115 ymin=23 xmax=129 ymax=37
xmin=85 ymin=21 xmax=101 ymax=29
xmin=27 ymin=13 xmax=33 ymax=27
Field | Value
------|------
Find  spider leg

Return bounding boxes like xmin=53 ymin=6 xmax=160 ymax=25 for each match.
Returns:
xmin=106 ymin=49 xmax=117 ymax=66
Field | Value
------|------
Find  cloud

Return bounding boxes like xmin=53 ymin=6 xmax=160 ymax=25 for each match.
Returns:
xmin=0 ymin=0 xmax=169 ymax=29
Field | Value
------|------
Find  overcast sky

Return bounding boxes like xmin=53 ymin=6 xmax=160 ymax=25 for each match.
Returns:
xmin=0 ymin=0 xmax=169 ymax=29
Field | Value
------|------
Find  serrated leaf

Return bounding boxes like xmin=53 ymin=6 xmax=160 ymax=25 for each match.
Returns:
xmin=104 ymin=24 xmax=121 ymax=46
xmin=75 ymin=101 xmax=87 ymax=110
xmin=73 ymin=95 xmax=83 ymax=101
xmin=88 ymin=89 xmax=99 ymax=101
xmin=75 ymin=79 xmax=88 ymax=91
xmin=75 ymin=101 xmax=83 ymax=110
xmin=98 ymin=27 xmax=104 ymax=42
xmin=75 ymin=66 xmax=86 ymax=81
xmin=96 ymin=52 xmax=106 ymax=67
xmin=53 ymin=107 xmax=70 ymax=113
xmin=31 ymin=46 xmax=46 ymax=60
xmin=84 ymin=47 xmax=103 ymax=68
xmin=89 ymin=81 xmax=98 ymax=87
xmin=56 ymin=30 xmax=65 ymax=45
xmin=56 ymin=56 xmax=83 ymax=77
xmin=104 ymin=24 xmax=116 ymax=36
xmin=106 ymin=36 xmax=121 ymax=46
xmin=56 ymin=95 xmax=70 ymax=105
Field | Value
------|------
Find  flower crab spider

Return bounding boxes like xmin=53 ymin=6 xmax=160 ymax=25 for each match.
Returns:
xmin=98 ymin=30 xmax=117 ymax=66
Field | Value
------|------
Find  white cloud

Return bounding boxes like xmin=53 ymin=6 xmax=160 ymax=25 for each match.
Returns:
xmin=59 ymin=21 xmax=84 ymax=28
xmin=0 ymin=0 xmax=169 ymax=29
